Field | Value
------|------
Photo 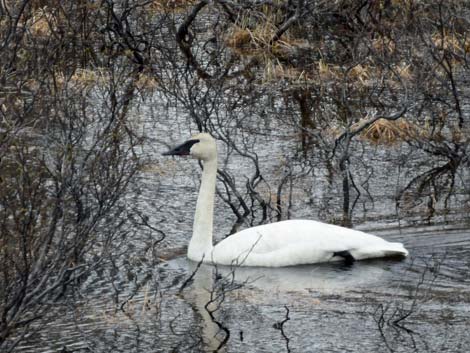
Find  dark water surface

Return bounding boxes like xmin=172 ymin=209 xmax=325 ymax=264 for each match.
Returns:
xmin=14 ymin=227 xmax=470 ymax=353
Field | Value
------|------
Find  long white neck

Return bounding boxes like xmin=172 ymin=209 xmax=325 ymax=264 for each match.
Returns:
xmin=187 ymin=158 xmax=217 ymax=262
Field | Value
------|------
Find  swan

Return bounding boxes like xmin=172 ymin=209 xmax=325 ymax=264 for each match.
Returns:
xmin=163 ymin=133 xmax=408 ymax=267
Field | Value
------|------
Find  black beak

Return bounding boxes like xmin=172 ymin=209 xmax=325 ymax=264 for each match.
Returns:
xmin=162 ymin=139 xmax=199 ymax=156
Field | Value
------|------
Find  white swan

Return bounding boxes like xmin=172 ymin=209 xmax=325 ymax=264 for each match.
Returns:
xmin=163 ymin=133 xmax=408 ymax=267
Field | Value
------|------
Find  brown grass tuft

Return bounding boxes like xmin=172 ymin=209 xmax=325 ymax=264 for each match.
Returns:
xmin=226 ymin=28 xmax=252 ymax=49
xmin=30 ymin=9 xmax=54 ymax=37
xmin=69 ymin=69 xmax=109 ymax=91
xmin=360 ymin=118 xmax=418 ymax=145
xmin=135 ymin=73 xmax=159 ymax=92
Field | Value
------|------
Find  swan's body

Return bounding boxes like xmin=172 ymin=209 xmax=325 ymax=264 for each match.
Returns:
xmin=163 ymin=133 xmax=408 ymax=267
xmin=205 ymin=220 xmax=407 ymax=267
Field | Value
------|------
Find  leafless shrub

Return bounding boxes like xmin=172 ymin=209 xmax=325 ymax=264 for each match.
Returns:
xmin=0 ymin=1 xmax=164 ymax=350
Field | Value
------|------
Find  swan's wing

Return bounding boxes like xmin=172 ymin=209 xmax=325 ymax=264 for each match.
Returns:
xmin=212 ymin=220 xmax=407 ymax=266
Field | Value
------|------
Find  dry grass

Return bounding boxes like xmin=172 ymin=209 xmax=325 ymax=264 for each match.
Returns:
xmin=396 ymin=62 xmax=412 ymax=80
xmin=431 ymin=31 xmax=470 ymax=53
xmin=135 ymin=73 xmax=159 ymax=92
xmin=28 ymin=7 xmax=68 ymax=37
xmin=226 ymin=13 xmax=360 ymax=85
xmin=318 ymin=59 xmax=334 ymax=80
xmin=372 ymin=36 xmax=396 ymax=55
xmin=349 ymin=64 xmax=372 ymax=84
xmin=226 ymin=28 xmax=252 ymax=50
xmin=30 ymin=10 xmax=53 ymax=37
xmin=225 ymin=19 xmax=308 ymax=58
xmin=359 ymin=117 xmax=466 ymax=145
xmin=360 ymin=118 xmax=418 ymax=145
xmin=226 ymin=23 xmax=280 ymax=55
xmin=262 ymin=58 xmax=306 ymax=83
xmin=259 ymin=56 xmax=342 ymax=84
xmin=69 ymin=69 xmax=109 ymax=90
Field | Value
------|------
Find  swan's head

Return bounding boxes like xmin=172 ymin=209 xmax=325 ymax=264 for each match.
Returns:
xmin=162 ymin=133 xmax=217 ymax=161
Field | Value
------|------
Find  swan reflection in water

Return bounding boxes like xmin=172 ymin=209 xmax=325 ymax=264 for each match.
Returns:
xmin=166 ymin=256 xmax=400 ymax=351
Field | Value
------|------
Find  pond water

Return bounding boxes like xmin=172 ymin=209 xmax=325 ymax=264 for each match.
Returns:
xmin=8 ymin=98 xmax=470 ymax=352
xmin=14 ymin=227 xmax=470 ymax=353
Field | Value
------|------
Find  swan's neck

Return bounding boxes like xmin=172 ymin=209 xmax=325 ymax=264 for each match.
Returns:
xmin=188 ymin=158 xmax=217 ymax=262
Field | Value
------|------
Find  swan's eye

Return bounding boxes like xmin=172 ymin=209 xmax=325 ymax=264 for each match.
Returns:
xmin=162 ymin=139 xmax=199 ymax=156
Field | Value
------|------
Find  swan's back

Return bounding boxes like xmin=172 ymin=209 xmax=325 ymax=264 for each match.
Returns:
xmin=211 ymin=220 xmax=407 ymax=267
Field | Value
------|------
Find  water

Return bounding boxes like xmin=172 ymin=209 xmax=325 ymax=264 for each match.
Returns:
xmin=6 ymin=96 xmax=470 ymax=353
xmin=12 ymin=228 xmax=470 ymax=353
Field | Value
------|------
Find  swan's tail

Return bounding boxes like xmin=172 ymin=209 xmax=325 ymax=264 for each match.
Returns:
xmin=352 ymin=242 xmax=408 ymax=260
